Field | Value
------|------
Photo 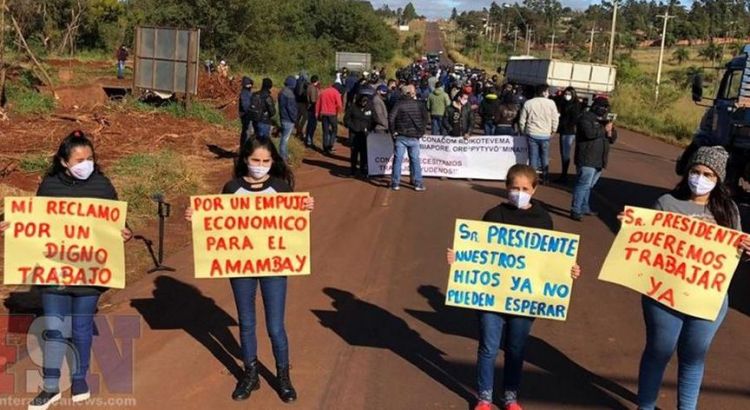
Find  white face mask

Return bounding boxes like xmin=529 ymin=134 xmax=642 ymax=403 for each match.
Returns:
xmin=68 ymin=160 xmax=94 ymax=180
xmin=248 ymin=165 xmax=271 ymax=179
xmin=688 ymin=174 xmax=716 ymax=196
xmin=508 ymin=190 xmax=532 ymax=209
xmin=564 ymin=95 xmax=573 ymax=101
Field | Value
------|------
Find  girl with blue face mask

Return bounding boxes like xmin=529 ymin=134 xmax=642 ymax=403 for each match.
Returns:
xmin=446 ymin=164 xmax=582 ymax=410
xmin=630 ymin=145 xmax=750 ymax=410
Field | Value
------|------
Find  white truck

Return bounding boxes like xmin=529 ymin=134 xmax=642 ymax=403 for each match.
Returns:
xmin=504 ymin=57 xmax=617 ymax=103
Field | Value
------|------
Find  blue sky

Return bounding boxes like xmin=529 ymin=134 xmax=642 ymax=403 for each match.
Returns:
xmin=370 ymin=0 xmax=600 ymax=19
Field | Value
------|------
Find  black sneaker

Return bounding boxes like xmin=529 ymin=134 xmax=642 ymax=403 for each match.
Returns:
xmin=232 ymin=362 xmax=260 ymax=401
xmin=28 ymin=390 xmax=61 ymax=410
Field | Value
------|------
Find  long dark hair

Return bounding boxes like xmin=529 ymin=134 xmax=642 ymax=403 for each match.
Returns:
xmin=673 ymin=169 xmax=738 ymax=228
xmin=234 ymin=138 xmax=295 ymax=189
xmin=47 ymin=130 xmax=101 ymax=176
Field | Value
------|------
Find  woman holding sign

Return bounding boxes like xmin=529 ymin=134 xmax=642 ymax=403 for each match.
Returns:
xmin=446 ymin=164 xmax=582 ymax=410
xmin=185 ymin=138 xmax=313 ymax=403
xmin=1 ymin=130 xmax=132 ymax=410
xmin=631 ymin=146 xmax=750 ymax=410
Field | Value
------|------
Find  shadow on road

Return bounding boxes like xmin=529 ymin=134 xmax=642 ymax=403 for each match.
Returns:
xmin=311 ymin=287 xmax=476 ymax=407
xmin=130 ymin=275 xmax=245 ymax=380
xmin=405 ymin=285 xmax=638 ymax=409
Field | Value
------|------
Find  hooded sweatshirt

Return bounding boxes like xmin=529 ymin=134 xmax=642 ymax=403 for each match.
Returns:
xmin=239 ymin=76 xmax=253 ymax=118
xmin=279 ymin=76 xmax=298 ymax=123
xmin=426 ymin=87 xmax=451 ymax=116
xmin=479 ymin=92 xmax=500 ymax=126
xmin=317 ymin=86 xmax=343 ymax=117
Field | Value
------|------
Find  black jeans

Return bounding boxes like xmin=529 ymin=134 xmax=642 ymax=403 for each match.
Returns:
xmin=350 ymin=130 xmax=368 ymax=174
xmin=240 ymin=115 xmax=253 ymax=147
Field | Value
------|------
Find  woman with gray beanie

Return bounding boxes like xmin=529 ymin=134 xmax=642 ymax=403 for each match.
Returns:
xmin=630 ymin=145 xmax=750 ymax=410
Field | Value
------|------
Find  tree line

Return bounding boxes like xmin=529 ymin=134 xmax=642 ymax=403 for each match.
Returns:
xmin=5 ymin=0 xmax=398 ymax=75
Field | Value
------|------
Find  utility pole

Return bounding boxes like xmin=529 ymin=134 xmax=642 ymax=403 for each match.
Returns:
xmin=655 ymin=11 xmax=675 ymax=102
xmin=526 ymin=28 xmax=533 ymax=55
xmin=513 ymin=28 xmax=519 ymax=52
xmin=607 ymin=0 xmax=619 ymax=65
xmin=589 ymin=25 xmax=599 ymax=61
xmin=550 ymin=31 xmax=556 ymax=58
xmin=496 ymin=23 xmax=503 ymax=55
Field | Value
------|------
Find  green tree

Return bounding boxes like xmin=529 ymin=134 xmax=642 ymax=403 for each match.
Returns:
xmin=451 ymin=8 xmax=458 ymax=21
xmin=402 ymin=2 xmax=419 ymax=23
xmin=672 ymin=47 xmax=690 ymax=65
xmin=699 ymin=42 xmax=722 ymax=63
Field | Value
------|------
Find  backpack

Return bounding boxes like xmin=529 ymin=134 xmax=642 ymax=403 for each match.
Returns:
xmin=248 ymin=93 xmax=265 ymax=121
xmin=294 ymin=79 xmax=308 ymax=103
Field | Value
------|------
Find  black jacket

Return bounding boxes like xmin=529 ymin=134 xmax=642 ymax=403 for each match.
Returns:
xmin=443 ymin=104 xmax=472 ymax=136
xmin=479 ymin=94 xmax=501 ymax=126
xmin=35 ymin=172 xmax=119 ymax=296
xmin=345 ymin=103 xmax=374 ymax=133
xmin=574 ymin=111 xmax=618 ymax=169
xmin=389 ymin=96 xmax=428 ymax=138
xmin=252 ymin=89 xmax=276 ymax=124
xmin=556 ymin=99 xmax=582 ymax=135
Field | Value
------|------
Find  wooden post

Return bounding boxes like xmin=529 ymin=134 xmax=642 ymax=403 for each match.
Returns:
xmin=183 ymin=30 xmax=192 ymax=110
xmin=1 ymin=0 xmax=6 ymax=107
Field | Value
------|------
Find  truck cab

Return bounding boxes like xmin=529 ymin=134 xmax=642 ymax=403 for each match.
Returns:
xmin=690 ymin=45 xmax=750 ymax=197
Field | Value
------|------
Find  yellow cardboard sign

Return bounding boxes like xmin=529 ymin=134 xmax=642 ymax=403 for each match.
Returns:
xmin=191 ymin=193 xmax=311 ymax=278
xmin=598 ymin=206 xmax=747 ymax=321
xmin=3 ymin=196 xmax=128 ymax=289
xmin=445 ymin=219 xmax=580 ymax=321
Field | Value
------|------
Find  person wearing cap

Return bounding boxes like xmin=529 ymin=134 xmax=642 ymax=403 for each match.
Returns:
xmin=569 ymin=96 xmax=616 ymax=221
xmin=218 ymin=60 xmax=229 ymax=78
xmin=628 ymin=145 xmax=750 ymax=410
xmin=372 ymin=85 xmax=389 ymax=133
xmin=238 ymin=76 xmax=255 ymax=147
xmin=388 ymin=84 xmax=429 ymax=191
xmin=427 ymin=83 xmax=451 ymax=135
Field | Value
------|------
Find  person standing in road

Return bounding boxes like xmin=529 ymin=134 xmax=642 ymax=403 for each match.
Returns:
xmin=555 ymin=87 xmax=581 ymax=183
xmin=427 ymin=83 xmax=451 ymax=135
xmin=294 ymin=71 xmax=309 ymax=140
xmin=344 ymin=94 xmax=374 ymax=177
xmin=372 ymin=85 xmax=389 ymax=133
xmin=305 ymin=75 xmax=321 ymax=148
xmin=116 ymin=45 xmax=128 ymax=79
xmin=479 ymin=87 xmax=501 ymax=136
xmin=238 ymin=76 xmax=255 ymax=147
xmin=443 ymin=93 xmax=472 ymax=138
xmin=627 ymin=146 xmax=750 ymax=410
xmin=388 ymin=84 xmax=429 ymax=191
xmin=446 ymin=164 xmax=581 ymax=410
xmin=250 ymin=78 xmax=276 ymax=141
xmin=0 ymin=131 xmax=133 ymax=410
xmin=316 ymin=83 xmax=343 ymax=155
xmin=518 ymin=84 xmax=559 ymax=184
xmin=185 ymin=139 xmax=314 ymax=405
xmin=570 ymin=97 xmax=616 ymax=221
xmin=278 ymin=76 xmax=299 ymax=162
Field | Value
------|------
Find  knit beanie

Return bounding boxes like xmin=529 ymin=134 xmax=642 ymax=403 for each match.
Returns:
xmin=688 ymin=146 xmax=729 ymax=182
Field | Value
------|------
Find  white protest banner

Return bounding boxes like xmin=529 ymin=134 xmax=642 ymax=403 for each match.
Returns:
xmin=367 ymin=133 xmax=528 ymax=180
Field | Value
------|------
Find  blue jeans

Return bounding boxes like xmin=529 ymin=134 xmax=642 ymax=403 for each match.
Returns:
xmin=279 ymin=120 xmax=295 ymax=161
xmin=477 ymin=311 xmax=534 ymax=404
xmin=560 ymin=134 xmax=575 ymax=163
xmin=392 ymin=136 xmax=422 ymax=187
xmin=41 ymin=292 xmax=100 ymax=391
xmin=253 ymin=122 xmax=271 ymax=140
xmin=117 ymin=60 xmax=125 ymax=79
xmin=305 ymin=107 xmax=317 ymax=145
xmin=484 ymin=122 xmax=496 ymax=136
xmin=230 ymin=277 xmax=289 ymax=368
xmin=431 ymin=115 xmax=444 ymax=135
xmin=571 ymin=166 xmax=602 ymax=215
xmin=321 ymin=115 xmax=338 ymax=150
xmin=527 ymin=135 xmax=550 ymax=171
xmin=637 ymin=296 xmax=728 ymax=410
xmin=495 ymin=125 xmax=515 ymax=136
